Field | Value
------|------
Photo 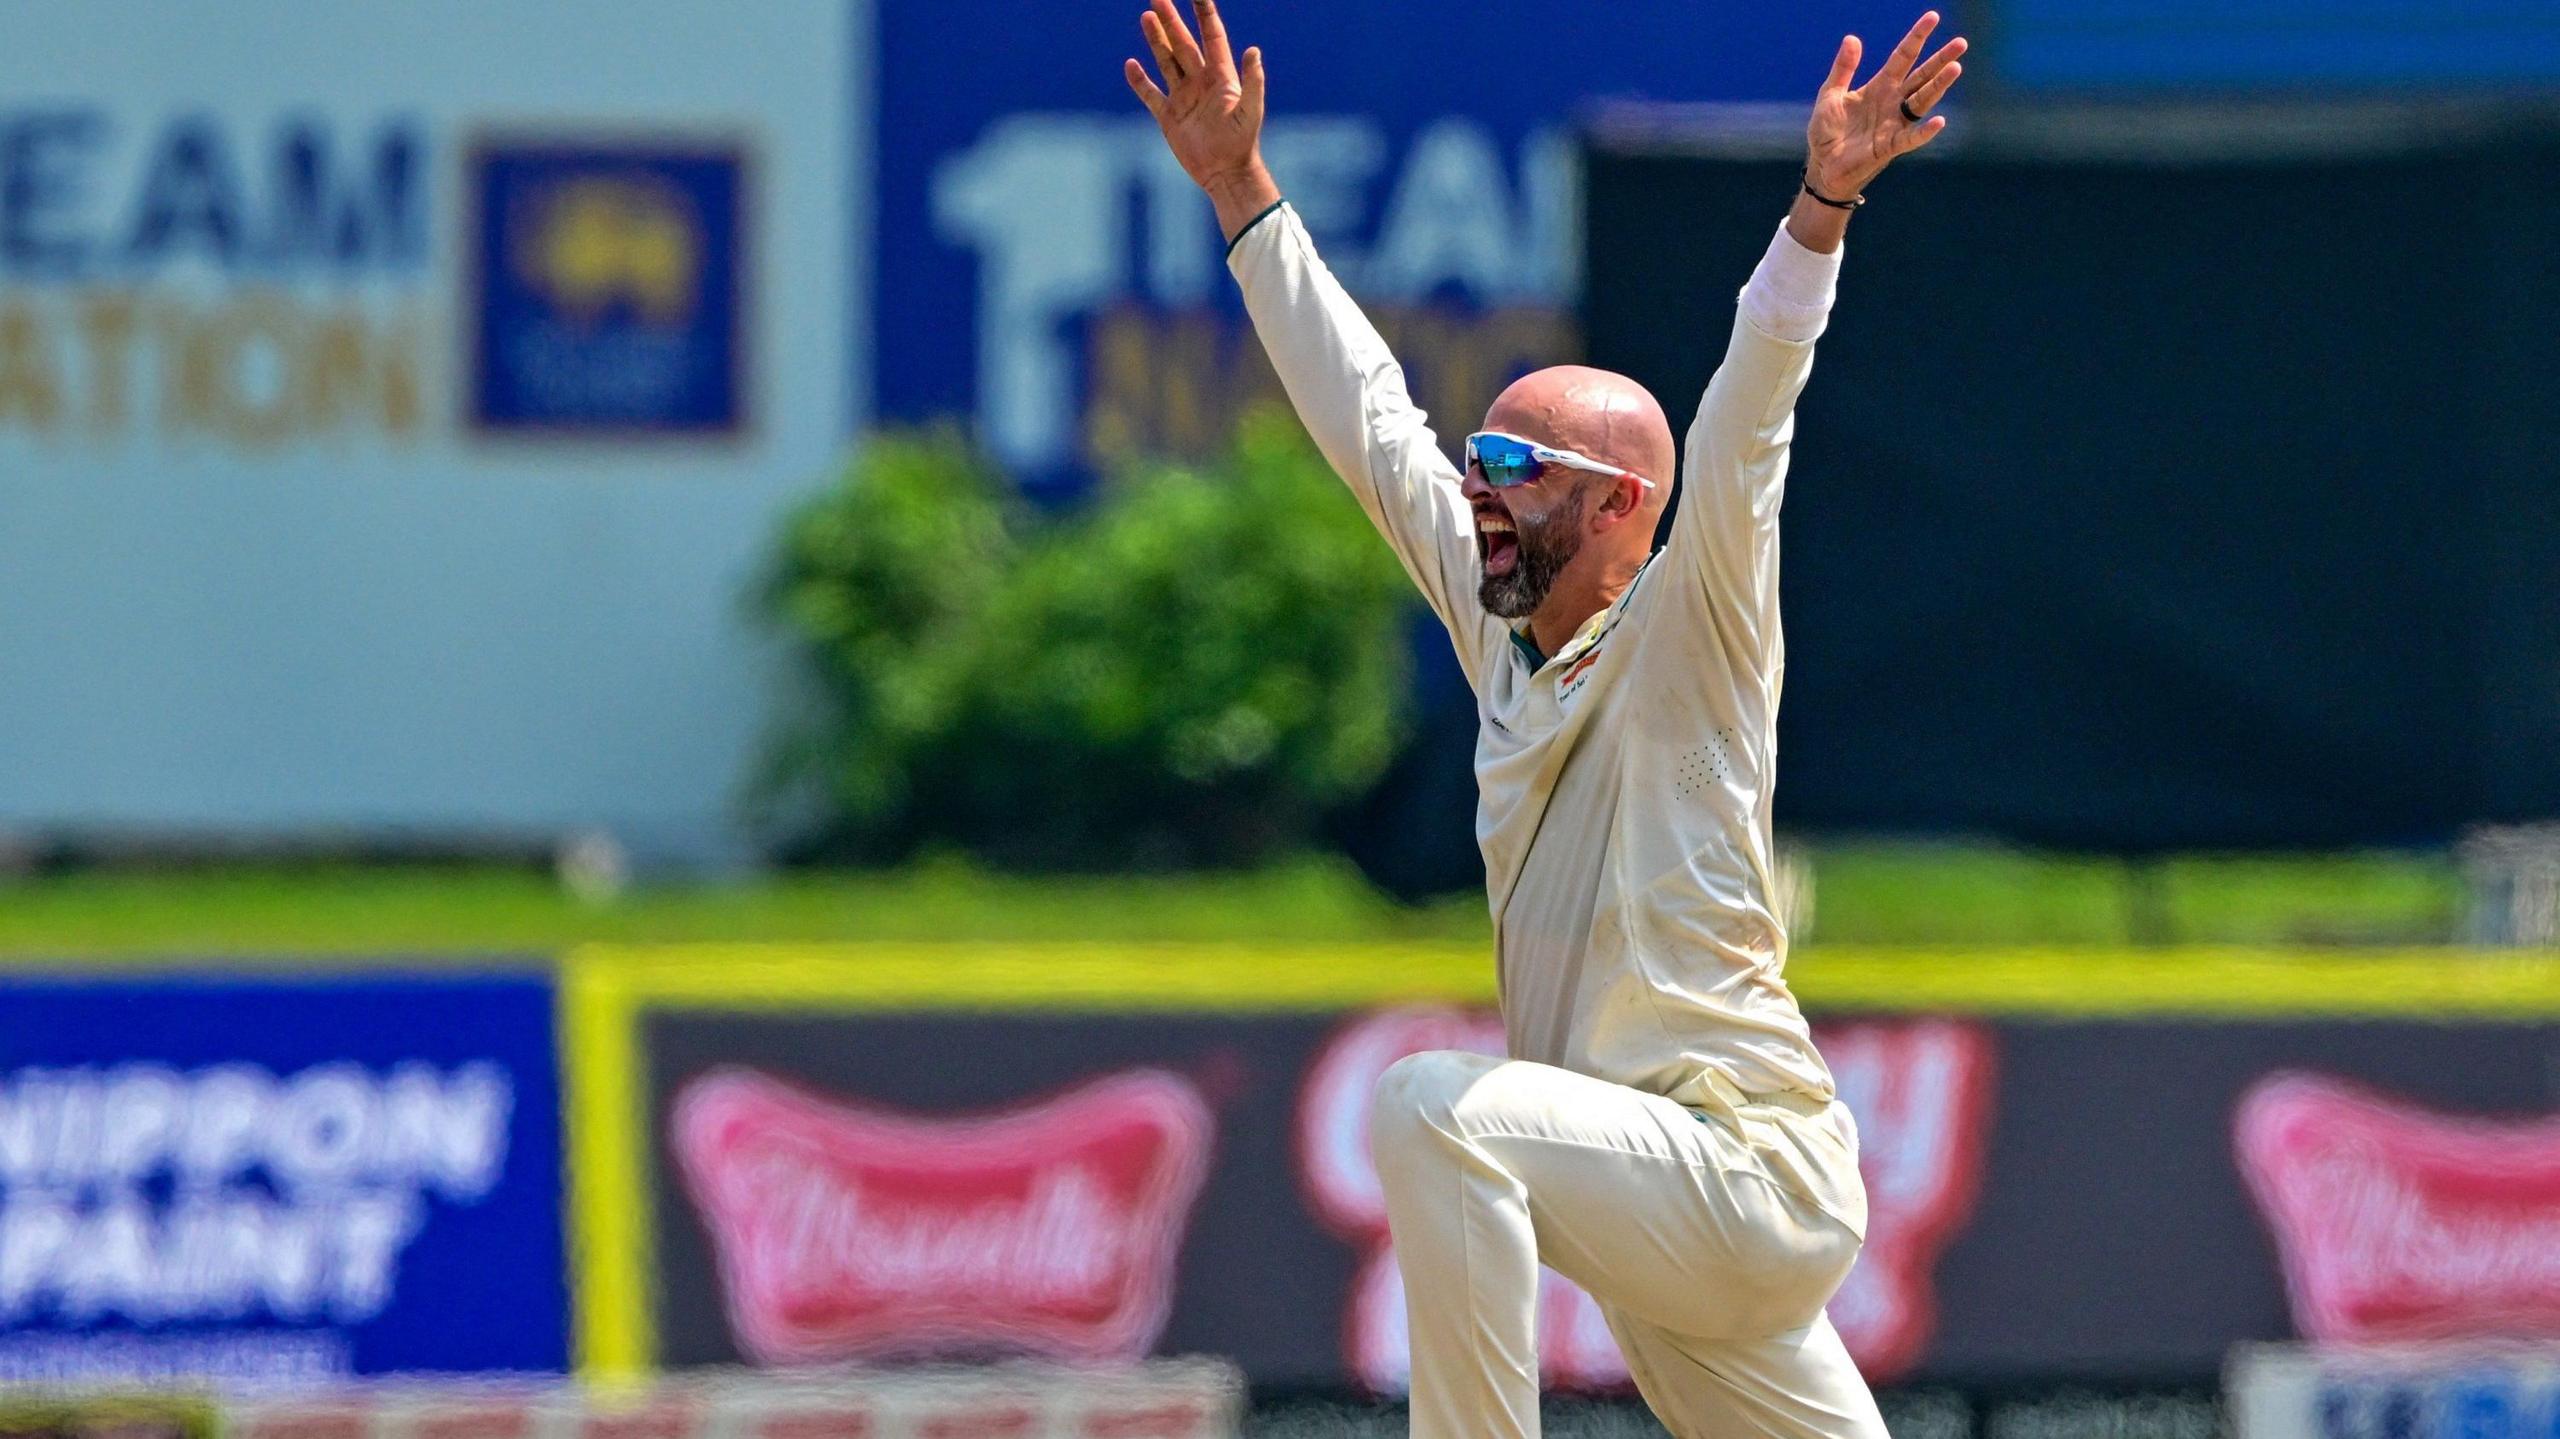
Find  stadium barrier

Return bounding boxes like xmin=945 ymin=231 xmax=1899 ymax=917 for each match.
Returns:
xmin=0 ymin=968 xmax=568 ymax=1385
xmin=561 ymin=944 xmax=2560 ymax=1399
xmin=0 ymin=1366 xmax=1244 ymax=1439
xmin=1 ymin=945 xmax=2549 ymax=1416
xmin=2229 ymin=1344 xmax=2560 ymax=1439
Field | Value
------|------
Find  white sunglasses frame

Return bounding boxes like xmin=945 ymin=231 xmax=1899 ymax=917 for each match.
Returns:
xmin=1464 ymin=430 xmax=1658 ymax=491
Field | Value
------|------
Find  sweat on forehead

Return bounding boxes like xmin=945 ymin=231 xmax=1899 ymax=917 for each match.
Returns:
xmin=1482 ymin=366 xmax=1676 ymax=486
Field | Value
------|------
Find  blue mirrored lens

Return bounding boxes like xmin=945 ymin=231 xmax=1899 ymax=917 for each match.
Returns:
xmin=1469 ymin=435 xmax=1541 ymax=486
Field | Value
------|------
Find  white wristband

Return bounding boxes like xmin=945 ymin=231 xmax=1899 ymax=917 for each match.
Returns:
xmin=1739 ymin=222 xmax=1842 ymax=344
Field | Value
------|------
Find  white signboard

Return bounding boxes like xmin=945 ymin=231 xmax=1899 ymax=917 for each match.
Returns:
xmin=2230 ymin=1344 xmax=2560 ymax=1439
xmin=0 ymin=1 xmax=859 ymax=862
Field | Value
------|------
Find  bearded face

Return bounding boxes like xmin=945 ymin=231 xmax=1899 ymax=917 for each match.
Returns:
xmin=1476 ymin=484 xmax=1586 ymax=619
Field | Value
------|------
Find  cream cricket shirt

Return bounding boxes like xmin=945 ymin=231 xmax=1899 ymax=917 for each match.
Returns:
xmin=1231 ymin=202 xmax=1844 ymax=1104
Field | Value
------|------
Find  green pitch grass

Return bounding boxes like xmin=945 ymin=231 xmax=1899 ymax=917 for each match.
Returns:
xmin=0 ymin=844 xmax=2461 ymax=958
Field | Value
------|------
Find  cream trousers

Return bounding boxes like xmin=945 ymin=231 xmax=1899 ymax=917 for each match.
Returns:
xmin=1370 ymin=1049 xmax=1886 ymax=1439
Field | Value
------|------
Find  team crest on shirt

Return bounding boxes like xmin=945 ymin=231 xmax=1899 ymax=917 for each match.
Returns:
xmin=1556 ymin=645 xmax=1605 ymax=703
xmin=1551 ymin=602 xmax=1631 ymax=706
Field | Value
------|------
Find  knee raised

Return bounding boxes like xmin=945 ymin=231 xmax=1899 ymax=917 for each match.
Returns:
xmin=1369 ymin=1048 xmax=1488 ymax=1150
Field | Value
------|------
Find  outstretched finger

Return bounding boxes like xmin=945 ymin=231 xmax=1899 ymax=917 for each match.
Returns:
xmin=1140 ymin=8 xmax=1186 ymax=83
xmin=1906 ymin=57 xmax=1963 ymax=115
xmin=1821 ymin=34 xmax=1862 ymax=93
xmin=1239 ymin=44 xmax=1266 ymax=120
xmin=1896 ymin=113 xmax=1949 ymax=154
xmin=1125 ymin=57 xmax=1169 ymax=117
xmin=1192 ymin=0 xmax=1234 ymax=68
xmin=1880 ymin=10 xmax=1940 ymax=85
xmin=1149 ymin=0 xmax=1207 ymax=75
xmin=1906 ymin=35 xmax=1967 ymax=94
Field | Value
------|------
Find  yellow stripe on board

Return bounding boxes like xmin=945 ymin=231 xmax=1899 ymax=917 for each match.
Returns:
xmin=560 ymin=955 xmax=657 ymax=1379
xmin=574 ymin=942 xmax=2560 ymax=1019
xmin=1799 ymin=947 xmax=2560 ymax=1018
xmin=582 ymin=942 xmax=1497 ymax=1011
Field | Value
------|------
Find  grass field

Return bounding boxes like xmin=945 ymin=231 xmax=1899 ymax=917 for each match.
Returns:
xmin=0 ymin=843 xmax=2465 ymax=957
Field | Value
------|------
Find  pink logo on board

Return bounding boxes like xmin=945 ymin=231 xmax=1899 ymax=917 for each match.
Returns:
xmin=2238 ymin=1071 xmax=2560 ymax=1342
xmin=1295 ymin=1009 xmax=1996 ymax=1389
xmin=672 ymin=1068 xmax=1216 ymax=1364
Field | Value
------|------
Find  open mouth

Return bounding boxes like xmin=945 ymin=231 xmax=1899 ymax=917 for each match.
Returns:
xmin=1477 ymin=511 xmax=1519 ymax=577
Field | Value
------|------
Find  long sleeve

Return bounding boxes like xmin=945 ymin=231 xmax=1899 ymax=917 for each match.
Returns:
xmin=1660 ymin=222 xmax=1842 ymax=680
xmin=1228 ymin=202 xmax=1505 ymax=690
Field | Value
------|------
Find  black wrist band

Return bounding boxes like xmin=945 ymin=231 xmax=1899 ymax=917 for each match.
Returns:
xmin=1801 ymin=174 xmax=1865 ymax=210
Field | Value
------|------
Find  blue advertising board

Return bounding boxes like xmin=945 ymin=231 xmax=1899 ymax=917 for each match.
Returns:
xmin=0 ymin=972 xmax=567 ymax=1386
xmin=871 ymin=0 xmax=1954 ymax=490
xmin=2232 ymin=1346 xmax=2560 ymax=1439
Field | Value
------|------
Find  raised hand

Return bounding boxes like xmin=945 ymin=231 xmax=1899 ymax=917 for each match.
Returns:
xmin=1125 ymin=0 xmax=1278 ymax=235
xmin=1805 ymin=11 xmax=1966 ymax=203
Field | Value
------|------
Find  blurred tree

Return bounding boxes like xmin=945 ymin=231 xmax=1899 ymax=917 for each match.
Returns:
xmin=756 ymin=427 xmax=1015 ymax=848
xmin=757 ymin=410 xmax=1414 ymax=868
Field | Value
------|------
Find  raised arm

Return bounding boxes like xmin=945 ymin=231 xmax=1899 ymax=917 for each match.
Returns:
xmin=1124 ymin=0 xmax=1278 ymax=242
xmin=1669 ymin=13 xmax=1965 ymax=662
xmin=1127 ymin=0 xmax=1501 ymax=686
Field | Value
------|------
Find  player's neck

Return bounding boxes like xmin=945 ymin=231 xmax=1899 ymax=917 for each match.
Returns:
xmin=1525 ymin=549 xmax=1647 ymax=659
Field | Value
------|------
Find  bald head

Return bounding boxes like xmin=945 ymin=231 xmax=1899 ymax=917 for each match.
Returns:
xmin=1482 ymin=365 xmax=1677 ymax=522
xmin=1464 ymin=365 xmax=1679 ymax=629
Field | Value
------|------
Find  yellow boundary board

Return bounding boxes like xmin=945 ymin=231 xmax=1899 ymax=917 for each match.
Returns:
xmin=560 ymin=940 xmax=2560 ymax=1377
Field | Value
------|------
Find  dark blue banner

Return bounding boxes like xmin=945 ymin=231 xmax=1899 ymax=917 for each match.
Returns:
xmin=0 ymin=971 xmax=567 ymax=1386
xmin=1994 ymin=0 xmax=2560 ymax=92
xmin=870 ymin=0 xmax=1954 ymax=490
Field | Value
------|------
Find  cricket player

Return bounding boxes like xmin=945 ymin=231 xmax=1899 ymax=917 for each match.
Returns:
xmin=1128 ymin=4 xmax=1964 ymax=1434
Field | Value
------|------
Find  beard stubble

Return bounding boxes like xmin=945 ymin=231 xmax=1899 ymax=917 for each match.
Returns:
xmin=1478 ymin=487 xmax=1585 ymax=620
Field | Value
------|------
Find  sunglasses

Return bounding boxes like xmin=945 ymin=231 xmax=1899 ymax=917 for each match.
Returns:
xmin=1464 ymin=431 xmax=1657 ymax=491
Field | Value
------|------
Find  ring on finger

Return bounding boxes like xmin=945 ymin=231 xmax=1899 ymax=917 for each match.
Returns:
xmin=1899 ymin=96 xmax=1925 ymax=124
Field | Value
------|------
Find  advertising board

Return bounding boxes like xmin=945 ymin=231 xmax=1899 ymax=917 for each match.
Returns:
xmin=0 ymin=972 xmax=567 ymax=1387
xmin=0 ymin=1367 xmax=1243 ymax=1439
xmin=2238 ymin=1074 xmax=2560 ymax=1346
xmin=572 ymin=946 xmax=2560 ymax=1393
xmin=0 ymin=1 xmax=852 ymax=861
xmin=2230 ymin=1344 xmax=2560 ymax=1439
xmin=640 ymin=1005 xmax=1991 ymax=1386
xmin=868 ymin=0 xmax=1949 ymax=491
